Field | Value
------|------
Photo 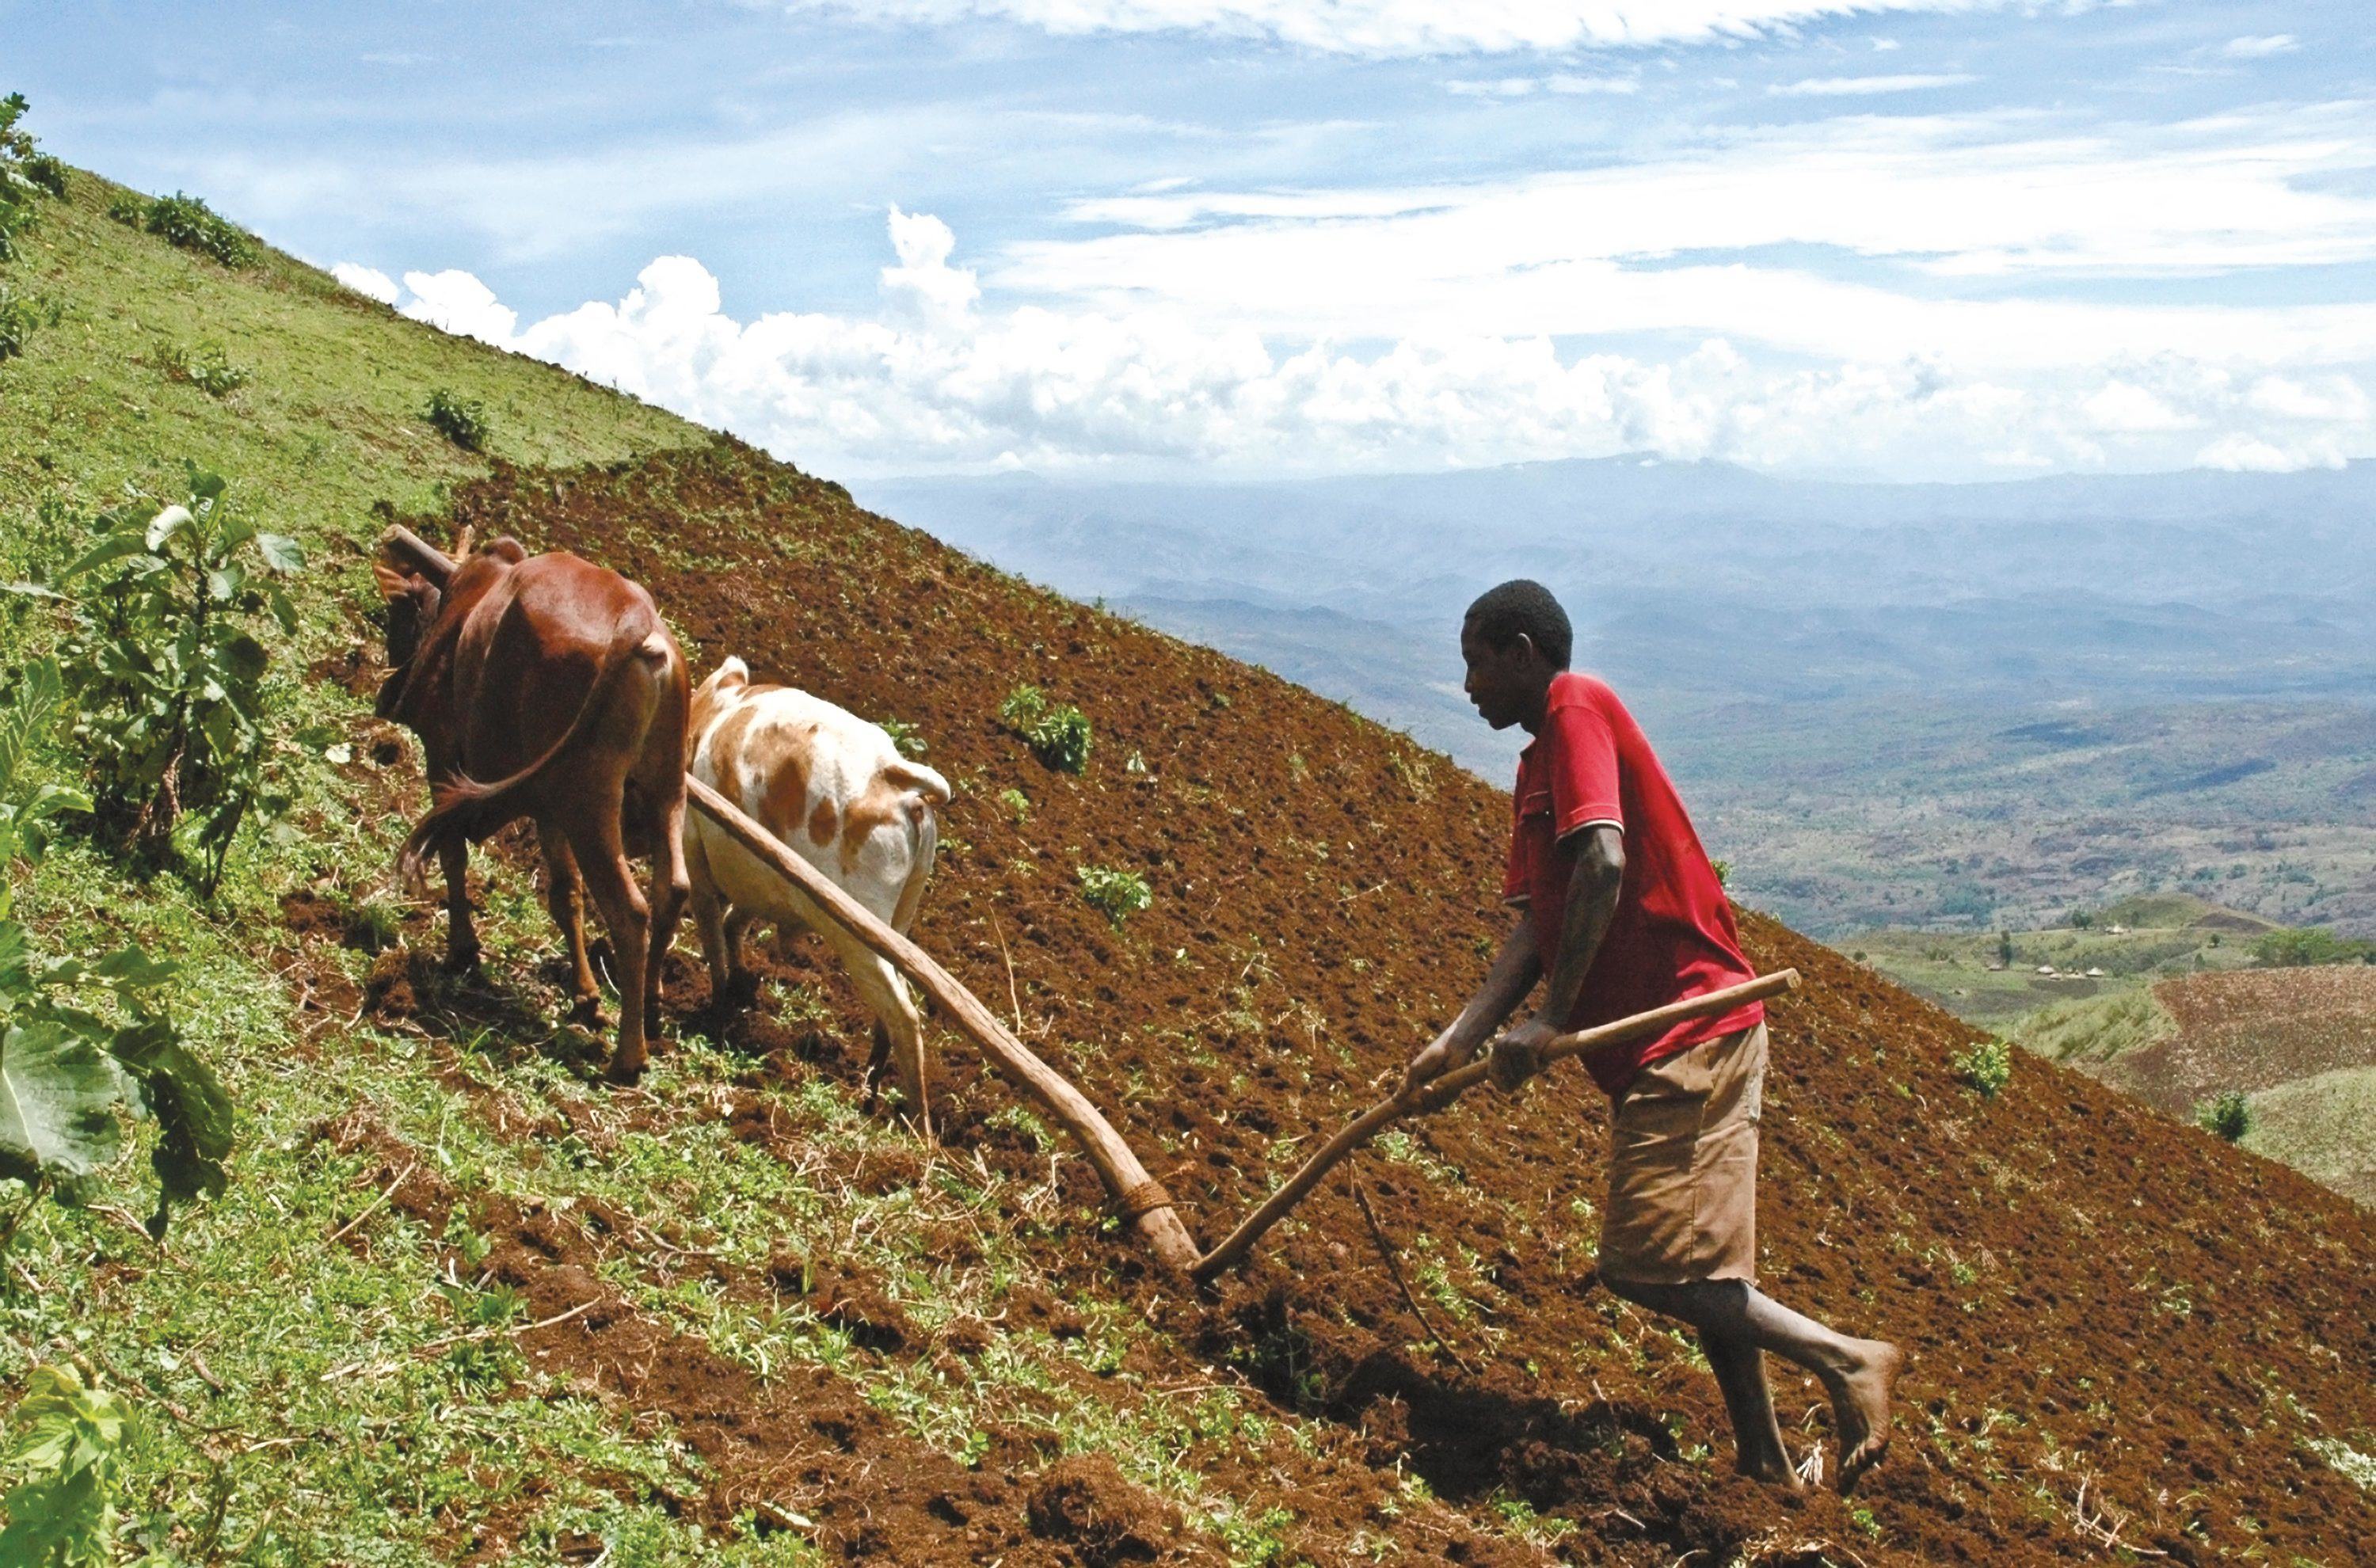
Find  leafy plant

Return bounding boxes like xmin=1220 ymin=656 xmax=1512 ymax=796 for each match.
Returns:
xmin=997 ymin=787 xmax=1030 ymax=821
xmin=0 ymin=284 xmax=55 ymax=363
xmin=0 ymin=93 xmax=69 ymax=265
xmin=1000 ymin=684 xmax=1092 ymax=773
xmin=157 ymin=341 xmax=249 ymax=398
xmin=2198 ymin=1090 xmax=2252 ymax=1144
xmin=0 ymin=1364 xmax=132 ymax=1566
xmin=0 ymin=663 xmax=232 ymax=1239
xmin=1076 ymin=864 xmax=1151 ymax=926
xmin=1952 ymin=1037 xmax=2012 ymax=1099
xmin=19 ymin=466 xmax=302 ymax=891
xmin=424 ymin=387 xmax=491 ymax=452
xmin=2251 ymin=925 xmax=2375 ymax=968
xmin=876 ymin=717 xmax=927 ymax=759
xmin=117 ymin=191 xmax=259 ymax=268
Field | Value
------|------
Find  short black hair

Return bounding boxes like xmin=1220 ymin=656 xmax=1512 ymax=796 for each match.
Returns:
xmin=1464 ymin=579 xmax=1572 ymax=669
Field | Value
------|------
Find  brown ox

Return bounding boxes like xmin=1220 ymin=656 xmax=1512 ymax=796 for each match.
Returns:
xmin=373 ymin=526 xmax=691 ymax=1083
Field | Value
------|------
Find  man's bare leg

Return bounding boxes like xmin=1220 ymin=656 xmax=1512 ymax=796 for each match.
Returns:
xmin=1605 ymin=1277 xmax=1902 ymax=1493
xmin=1698 ymin=1335 xmax=1798 ymax=1486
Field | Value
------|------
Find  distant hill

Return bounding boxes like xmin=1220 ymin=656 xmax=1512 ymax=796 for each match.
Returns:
xmin=9 ymin=132 xmax=2376 ymax=1563
xmin=870 ymin=466 xmax=2376 ymax=939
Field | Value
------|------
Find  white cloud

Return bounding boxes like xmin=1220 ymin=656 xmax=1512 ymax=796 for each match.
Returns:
xmin=1449 ymin=72 xmax=1640 ymax=97
xmin=331 ymin=261 xmax=400 ymax=304
xmin=1019 ymin=103 xmax=2376 ymax=358
xmin=2223 ymin=35 xmax=2298 ymax=59
xmin=1769 ymin=72 xmax=1978 ymax=95
xmin=337 ymin=211 xmax=2376 ymax=482
xmin=768 ymin=0 xmax=2046 ymax=57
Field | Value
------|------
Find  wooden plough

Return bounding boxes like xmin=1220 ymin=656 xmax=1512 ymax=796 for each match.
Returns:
xmin=683 ymin=777 xmax=1799 ymax=1283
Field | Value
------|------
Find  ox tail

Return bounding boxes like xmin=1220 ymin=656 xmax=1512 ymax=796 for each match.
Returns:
xmin=886 ymin=761 xmax=946 ymax=937
xmin=397 ymin=632 xmax=667 ymax=889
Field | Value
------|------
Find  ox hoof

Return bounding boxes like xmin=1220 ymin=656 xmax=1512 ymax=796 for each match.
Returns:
xmin=441 ymin=946 xmax=483 ymax=975
xmin=604 ymin=1058 xmax=646 ymax=1088
xmin=566 ymin=996 xmax=607 ymax=1029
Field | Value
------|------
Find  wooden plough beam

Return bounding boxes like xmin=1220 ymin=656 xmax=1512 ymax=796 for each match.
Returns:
xmin=691 ymin=771 xmax=1797 ymax=1283
xmin=683 ymin=777 xmax=1204 ymax=1274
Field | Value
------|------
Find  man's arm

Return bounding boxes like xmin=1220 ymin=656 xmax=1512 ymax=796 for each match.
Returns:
xmin=1399 ymin=913 xmax=1541 ymax=1097
xmin=1489 ymin=824 xmax=1624 ymax=1090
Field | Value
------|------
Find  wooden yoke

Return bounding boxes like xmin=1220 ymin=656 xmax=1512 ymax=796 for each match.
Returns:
xmin=378 ymin=524 xmax=458 ymax=586
xmin=1191 ymin=970 xmax=1801 ymax=1281
xmin=682 ymin=776 xmax=1204 ymax=1277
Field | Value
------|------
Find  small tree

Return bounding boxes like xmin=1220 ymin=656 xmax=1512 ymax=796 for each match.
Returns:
xmin=2198 ymin=1091 xmax=2252 ymax=1144
xmin=423 ymin=388 xmax=491 ymax=452
xmin=0 ymin=93 xmax=70 ymax=265
xmin=1997 ymin=930 xmax=2014 ymax=966
xmin=26 ymin=466 xmax=302 ymax=890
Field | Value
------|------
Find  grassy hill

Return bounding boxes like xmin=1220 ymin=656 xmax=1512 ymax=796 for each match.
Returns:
xmin=1849 ymin=891 xmax=2270 ymax=1027
xmin=2014 ymin=966 xmax=2376 ymax=1208
xmin=5 ymin=127 xmax=2376 ymax=1565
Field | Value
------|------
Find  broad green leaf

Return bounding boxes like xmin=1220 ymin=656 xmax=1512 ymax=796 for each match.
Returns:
xmin=108 ymin=1018 xmax=231 ymax=1237
xmin=57 ymin=532 xmax=149 ymax=582
xmin=0 ymin=581 xmax=64 ymax=600
xmin=90 ymin=947 xmax=176 ymax=994
xmin=0 ymin=1023 xmax=125 ymax=1188
xmin=205 ymin=564 xmax=246 ymax=599
xmin=143 ymin=504 xmax=193 ymax=550
xmin=184 ymin=466 xmax=226 ymax=504
xmin=254 ymin=531 xmax=303 ymax=573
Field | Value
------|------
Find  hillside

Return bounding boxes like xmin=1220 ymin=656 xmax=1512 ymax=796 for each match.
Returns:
xmin=3 ymin=137 xmax=2376 ymax=1566
xmin=2016 ymin=965 xmax=2376 ymax=1208
xmin=1855 ymin=891 xmax=2273 ymax=1028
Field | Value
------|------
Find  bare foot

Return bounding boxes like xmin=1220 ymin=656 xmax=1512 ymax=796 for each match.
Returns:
xmin=1827 ymin=1338 xmax=1904 ymax=1495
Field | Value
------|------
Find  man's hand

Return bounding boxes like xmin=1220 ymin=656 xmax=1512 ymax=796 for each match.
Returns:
xmin=1487 ymin=1015 xmax=1561 ymax=1093
xmin=1399 ymin=1030 xmax=1474 ymax=1100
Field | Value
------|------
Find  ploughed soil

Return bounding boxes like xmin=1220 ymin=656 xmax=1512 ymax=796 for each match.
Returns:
xmin=291 ymin=440 xmax=2376 ymax=1565
xmin=2111 ymin=965 xmax=2376 ymax=1113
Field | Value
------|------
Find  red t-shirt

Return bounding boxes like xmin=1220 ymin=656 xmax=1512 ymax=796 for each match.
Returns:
xmin=1504 ymin=672 xmax=1762 ymax=1096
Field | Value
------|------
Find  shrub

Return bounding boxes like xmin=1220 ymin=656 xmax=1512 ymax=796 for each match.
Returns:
xmin=158 ymin=341 xmax=249 ymax=398
xmin=0 ymin=93 xmax=68 ymax=265
xmin=25 ymin=465 xmax=303 ymax=891
xmin=0 ymin=283 xmax=48 ymax=363
xmin=0 ymin=661 xmax=233 ymax=1239
xmin=1000 ymin=683 xmax=1093 ymax=773
xmin=2251 ymin=925 xmax=2375 ymax=968
xmin=1952 ymin=1037 xmax=2012 ymax=1099
xmin=2199 ymin=1090 xmax=2252 ymax=1144
xmin=877 ymin=717 xmax=927 ymax=759
xmin=130 ymin=190 xmax=259 ymax=268
xmin=1076 ymin=864 xmax=1152 ymax=926
xmin=424 ymin=387 xmax=492 ymax=452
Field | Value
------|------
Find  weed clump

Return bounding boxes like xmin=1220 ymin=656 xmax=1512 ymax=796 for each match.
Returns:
xmin=109 ymin=189 xmax=260 ymax=268
xmin=424 ymin=388 xmax=492 ymax=452
xmin=0 ymin=284 xmax=52 ymax=363
xmin=1000 ymin=683 xmax=1093 ymax=773
xmin=2199 ymin=1090 xmax=2252 ymax=1144
xmin=877 ymin=716 xmax=927 ymax=759
xmin=1076 ymin=864 xmax=1152 ymax=927
xmin=158 ymin=341 xmax=249 ymax=398
xmin=1952 ymin=1037 xmax=2012 ymax=1098
xmin=0 ymin=93 xmax=68 ymax=264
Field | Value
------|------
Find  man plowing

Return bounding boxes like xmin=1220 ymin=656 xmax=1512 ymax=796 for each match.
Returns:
xmin=1402 ymin=578 xmax=1903 ymax=1494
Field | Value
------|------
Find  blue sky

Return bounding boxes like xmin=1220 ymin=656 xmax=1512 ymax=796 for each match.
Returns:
xmin=10 ymin=1 xmax=2374 ymax=479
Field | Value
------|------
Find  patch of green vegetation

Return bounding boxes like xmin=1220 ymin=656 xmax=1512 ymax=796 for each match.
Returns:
xmin=1076 ymin=864 xmax=1152 ymax=927
xmin=155 ymin=341 xmax=248 ymax=398
xmin=2197 ymin=1090 xmax=2252 ymax=1144
xmin=422 ymin=388 xmax=492 ymax=453
xmin=2252 ymin=925 xmax=2376 ymax=968
xmin=2237 ymin=1066 xmax=2376 ymax=1208
xmin=109 ymin=191 xmax=259 ymax=269
xmin=1951 ymin=1038 xmax=2012 ymax=1099
xmin=2008 ymin=988 xmax=2176 ymax=1067
xmin=998 ymin=684 xmax=1092 ymax=773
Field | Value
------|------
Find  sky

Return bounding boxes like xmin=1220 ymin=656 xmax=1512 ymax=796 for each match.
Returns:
xmin=10 ymin=1 xmax=2376 ymax=481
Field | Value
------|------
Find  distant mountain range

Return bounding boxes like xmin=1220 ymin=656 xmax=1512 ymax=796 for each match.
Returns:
xmin=865 ymin=459 xmax=2376 ymax=936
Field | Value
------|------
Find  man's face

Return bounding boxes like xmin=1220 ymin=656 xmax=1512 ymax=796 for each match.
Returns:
xmin=1460 ymin=622 xmax=1539 ymax=731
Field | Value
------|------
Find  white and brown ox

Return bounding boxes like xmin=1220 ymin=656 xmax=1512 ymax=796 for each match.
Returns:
xmin=374 ymin=525 xmax=691 ymax=1083
xmin=684 ymin=658 xmax=951 ymax=1125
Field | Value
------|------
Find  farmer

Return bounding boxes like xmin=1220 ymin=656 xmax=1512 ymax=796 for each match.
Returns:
xmin=1401 ymin=579 xmax=1902 ymax=1494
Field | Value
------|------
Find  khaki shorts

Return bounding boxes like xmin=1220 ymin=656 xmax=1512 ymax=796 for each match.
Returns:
xmin=1598 ymin=1023 xmax=1767 ymax=1287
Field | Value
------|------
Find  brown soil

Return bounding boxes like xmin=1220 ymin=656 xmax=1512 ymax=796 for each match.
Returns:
xmin=2114 ymin=965 xmax=2376 ymax=1111
xmin=287 ymin=440 xmax=2376 ymax=1565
